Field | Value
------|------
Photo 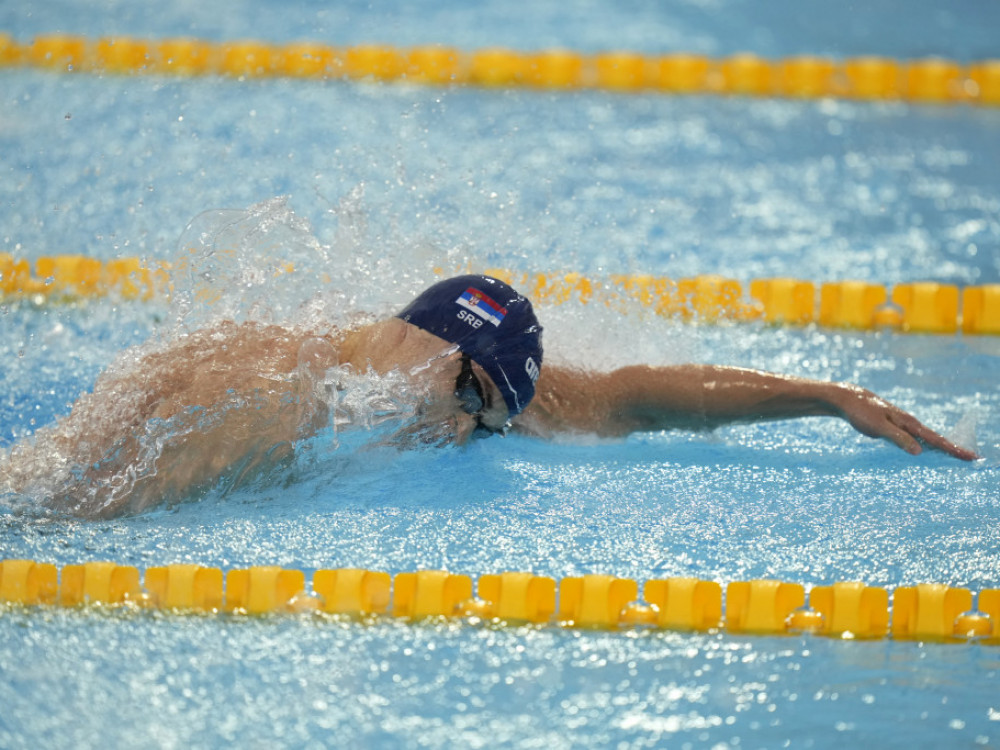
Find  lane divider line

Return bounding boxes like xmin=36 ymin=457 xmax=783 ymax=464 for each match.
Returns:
xmin=2 ymin=560 xmax=997 ymax=642
xmin=3 ymin=254 xmax=999 ymax=335
xmin=1 ymin=32 xmax=999 ymax=105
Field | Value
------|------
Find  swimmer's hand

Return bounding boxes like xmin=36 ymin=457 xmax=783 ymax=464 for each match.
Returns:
xmin=831 ymin=384 xmax=980 ymax=461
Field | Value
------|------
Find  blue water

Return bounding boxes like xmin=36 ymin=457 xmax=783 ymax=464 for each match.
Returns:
xmin=2 ymin=1 xmax=1000 ymax=748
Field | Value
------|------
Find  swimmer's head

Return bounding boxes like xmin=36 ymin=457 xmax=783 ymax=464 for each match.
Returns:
xmin=396 ymin=275 xmax=543 ymax=417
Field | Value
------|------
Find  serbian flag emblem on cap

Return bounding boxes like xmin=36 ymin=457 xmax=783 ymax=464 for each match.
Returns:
xmin=456 ymin=287 xmax=507 ymax=327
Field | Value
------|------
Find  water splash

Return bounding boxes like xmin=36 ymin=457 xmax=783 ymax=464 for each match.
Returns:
xmin=0 ymin=197 xmax=453 ymax=518
xmin=167 ymin=196 xmax=362 ymax=332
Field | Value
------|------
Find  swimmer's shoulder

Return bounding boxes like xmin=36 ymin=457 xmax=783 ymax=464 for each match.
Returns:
xmin=516 ymin=364 xmax=612 ymax=435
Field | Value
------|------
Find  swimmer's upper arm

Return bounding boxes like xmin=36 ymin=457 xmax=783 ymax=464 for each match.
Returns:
xmin=520 ymin=363 xmax=855 ymax=437
xmin=515 ymin=364 xmax=688 ymax=437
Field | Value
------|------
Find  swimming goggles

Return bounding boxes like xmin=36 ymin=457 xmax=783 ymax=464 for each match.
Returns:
xmin=455 ymin=354 xmax=510 ymax=438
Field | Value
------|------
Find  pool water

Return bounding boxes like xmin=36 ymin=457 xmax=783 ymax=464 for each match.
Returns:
xmin=2 ymin=0 xmax=1000 ymax=747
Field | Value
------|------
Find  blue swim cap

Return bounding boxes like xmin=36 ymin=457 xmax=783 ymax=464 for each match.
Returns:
xmin=396 ymin=275 xmax=543 ymax=416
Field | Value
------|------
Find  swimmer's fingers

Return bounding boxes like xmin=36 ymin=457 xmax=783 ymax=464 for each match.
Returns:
xmin=849 ymin=397 xmax=979 ymax=461
xmin=886 ymin=409 xmax=980 ymax=461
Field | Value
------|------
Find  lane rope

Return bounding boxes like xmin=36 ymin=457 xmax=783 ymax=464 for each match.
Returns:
xmin=1 ymin=32 xmax=999 ymax=105
xmin=1 ymin=559 xmax=997 ymax=642
xmin=3 ymin=253 xmax=999 ymax=335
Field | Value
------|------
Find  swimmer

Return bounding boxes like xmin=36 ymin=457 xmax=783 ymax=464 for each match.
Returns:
xmin=0 ymin=274 xmax=978 ymax=518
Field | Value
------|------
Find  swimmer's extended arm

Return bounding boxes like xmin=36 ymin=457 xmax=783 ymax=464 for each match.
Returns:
xmin=517 ymin=364 xmax=978 ymax=461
